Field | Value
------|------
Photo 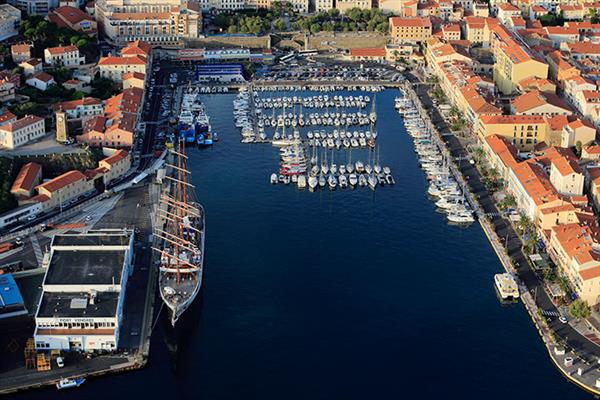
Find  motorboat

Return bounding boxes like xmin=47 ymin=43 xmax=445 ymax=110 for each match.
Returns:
xmin=328 ymin=174 xmax=337 ymax=190
xmin=270 ymin=173 xmax=278 ymax=184
xmin=56 ymin=378 xmax=86 ymax=390
xmin=349 ymin=173 xmax=358 ymax=186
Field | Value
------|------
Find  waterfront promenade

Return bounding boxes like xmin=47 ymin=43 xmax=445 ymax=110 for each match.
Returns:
xmin=403 ymin=74 xmax=600 ymax=394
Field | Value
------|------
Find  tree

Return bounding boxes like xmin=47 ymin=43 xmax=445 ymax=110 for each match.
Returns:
xmin=472 ymin=146 xmax=485 ymax=165
xmin=575 ymin=140 xmax=582 ymax=157
xmin=273 ymin=18 xmax=286 ymax=31
xmin=518 ymin=214 xmax=533 ymax=235
xmin=570 ymin=299 xmax=591 ymax=320
xmin=310 ymin=23 xmax=321 ymax=34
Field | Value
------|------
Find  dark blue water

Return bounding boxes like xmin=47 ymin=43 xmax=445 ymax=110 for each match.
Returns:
xmin=15 ymin=89 xmax=587 ymax=399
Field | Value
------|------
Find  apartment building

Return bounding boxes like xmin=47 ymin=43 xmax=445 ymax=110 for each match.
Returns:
xmin=53 ymin=97 xmax=103 ymax=121
xmin=507 ymin=160 xmax=561 ymax=221
xmin=483 ymin=134 xmax=519 ymax=181
xmin=44 ymin=45 xmax=85 ymax=67
xmin=335 ymin=0 xmax=372 ymax=12
xmin=511 ymin=90 xmax=573 ymax=116
xmin=478 ymin=115 xmax=548 ymax=151
xmin=11 ymin=44 xmax=31 ymax=63
xmin=8 ymin=0 xmax=58 ymax=15
xmin=0 ymin=115 xmax=45 ymax=150
xmin=0 ymin=4 xmax=21 ymax=41
xmin=491 ymin=25 xmax=548 ymax=94
xmin=95 ymin=0 xmax=202 ymax=47
xmin=315 ymin=0 xmax=334 ymax=11
xmin=548 ymin=223 xmax=600 ymax=306
xmin=389 ymin=17 xmax=432 ymax=43
xmin=97 ymin=55 xmax=147 ymax=82
xmin=76 ymin=87 xmax=143 ymax=148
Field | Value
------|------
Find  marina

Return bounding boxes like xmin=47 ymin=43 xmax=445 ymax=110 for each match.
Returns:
xmin=395 ymin=91 xmax=474 ymax=225
xmin=7 ymin=85 xmax=586 ymax=400
xmin=232 ymin=87 xmax=394 ymax=191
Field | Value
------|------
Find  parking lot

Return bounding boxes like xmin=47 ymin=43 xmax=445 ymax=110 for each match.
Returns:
xmin=256 ymin=60 xmax=406 ymax=83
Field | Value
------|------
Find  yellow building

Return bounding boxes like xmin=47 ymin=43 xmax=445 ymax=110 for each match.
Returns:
xmin=478 ymin=115 xmax=548 ymax=151
xmin=491 ymin=25 xmax=549 ymax=95
xmin=336 ymin=0 xmax=371 ymax=12
xmin=389 ymin=16 xmax=432 ymax=43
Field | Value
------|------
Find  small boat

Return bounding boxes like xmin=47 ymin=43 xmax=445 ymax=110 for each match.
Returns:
xmin=56 ymin=378 xmax=86 ymax=390
xmin=385 ymin=174 xmax=395 ymax=185
xmin=270 ymin=173 xmax=278 ymax=184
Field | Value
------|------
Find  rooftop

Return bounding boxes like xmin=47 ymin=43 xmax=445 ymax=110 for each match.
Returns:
xmin=37 ymin=291 xmax=119 ymax=318
xmin=10 ymin=162 xmax=41 ymax=194
xmin=45 ymin=249 xmax=125 ymax=286
xmin=0 ymin=115 xmax=44 ymax=133
xmin=36 ymin=170 xmax=86 ymax=193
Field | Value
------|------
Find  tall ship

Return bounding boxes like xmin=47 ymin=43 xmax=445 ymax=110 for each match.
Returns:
xmin=153 ymin=139 xmax=205 ymax=326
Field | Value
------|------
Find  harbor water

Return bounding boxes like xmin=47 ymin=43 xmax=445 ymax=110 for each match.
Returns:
xmin=13 ymin=89 xmax=587 ymax=399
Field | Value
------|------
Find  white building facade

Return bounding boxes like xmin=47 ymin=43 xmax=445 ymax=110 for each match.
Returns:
xmin=34 ymin=231 xmax=134 ymax=352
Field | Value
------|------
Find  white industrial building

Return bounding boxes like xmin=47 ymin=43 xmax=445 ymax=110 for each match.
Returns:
xmin=34 ymin=230 xmax=134 ymax=352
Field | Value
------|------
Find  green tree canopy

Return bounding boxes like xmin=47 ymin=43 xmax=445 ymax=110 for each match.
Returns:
xmin=570 ymin=299 xmax=591 ymax=320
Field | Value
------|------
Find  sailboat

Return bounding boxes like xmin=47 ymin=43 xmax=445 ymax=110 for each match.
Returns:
xmin=154 ymin=139 xmax=205 ymax=326
xmin=369 ymin=94 xmax=377 ymax=124
xmin=346 ymin=148 xmax=354 ymax=173
xmin=374 ymin=146 xmax=382 ymax=174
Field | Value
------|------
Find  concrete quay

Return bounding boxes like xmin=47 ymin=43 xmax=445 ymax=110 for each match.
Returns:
xmin=402 ymin=76 xmax=600 ymax=395
xmin=0 ymin=182 xmax=161 ymax=395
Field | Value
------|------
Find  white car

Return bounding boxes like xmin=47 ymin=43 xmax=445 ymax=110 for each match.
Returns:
xmin=27 ymin=214 xmax=37 ymax=221
xmin=559 ymin=316 xmax=568 ymax=324
xmin=85 ymin=215 xmax=93 ymax=222
xmin=56 ymin=357 xmax=64 ymax=368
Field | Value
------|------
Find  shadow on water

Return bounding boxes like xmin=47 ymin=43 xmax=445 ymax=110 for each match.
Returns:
xmin=160 ymin=291 xmax=205 ymax=372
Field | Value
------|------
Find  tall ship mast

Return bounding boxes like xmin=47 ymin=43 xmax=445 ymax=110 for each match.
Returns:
xmin=153 ymin=139 xmax=205 ymax=326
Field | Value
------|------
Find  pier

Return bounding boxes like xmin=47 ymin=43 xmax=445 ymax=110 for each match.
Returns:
xmin=400 ymin=82 xmax=480 ymax=216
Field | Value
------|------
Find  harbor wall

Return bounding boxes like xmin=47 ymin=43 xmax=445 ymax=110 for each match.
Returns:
xmin=304 ymin=32 xmax=390 ymax=51
xmin=186 ymin=35 xmax=271 ymax=50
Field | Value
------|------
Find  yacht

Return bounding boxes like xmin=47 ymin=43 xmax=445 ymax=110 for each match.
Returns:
xmin=318 ymin=175 xmax=327 ymax=188
xmin=339 ymin=174 xmax=348 ymax=188
xmin=349 ymin=173 xmax=358 ymax=187
xmin=297 ymin=175 xmax=307 ymax=189
xmin=270 ymin=173 xmax=278 ymax=184
xmin=308 ymin=176 xmax=318 ymax=190
xmin=494 ymin=273 xmax=520 ymax=300
xmin=358 ymin=174 xmax=367 ymax=187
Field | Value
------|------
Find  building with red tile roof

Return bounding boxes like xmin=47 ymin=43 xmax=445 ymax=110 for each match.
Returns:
xmin=389 ymin=17 xmax=432 ymax=43
xmin=0 ymin=115 xmax=45 ymax=149
xmin=548 ymin=222 xmax=600 ymax=305
xmin=48 ymin=6 xmax=97 ymax=35
xmin=347 ymin=47 xmax=387 ymax=60
xmin=10 ymin=162 xmax=42 ymax=201
xmin=511 ymin=89 xmax=573 ymax=116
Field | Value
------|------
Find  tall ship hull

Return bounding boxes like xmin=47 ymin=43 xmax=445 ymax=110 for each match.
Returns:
xmin=154 ymin=140 xmax=205 ymax=326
